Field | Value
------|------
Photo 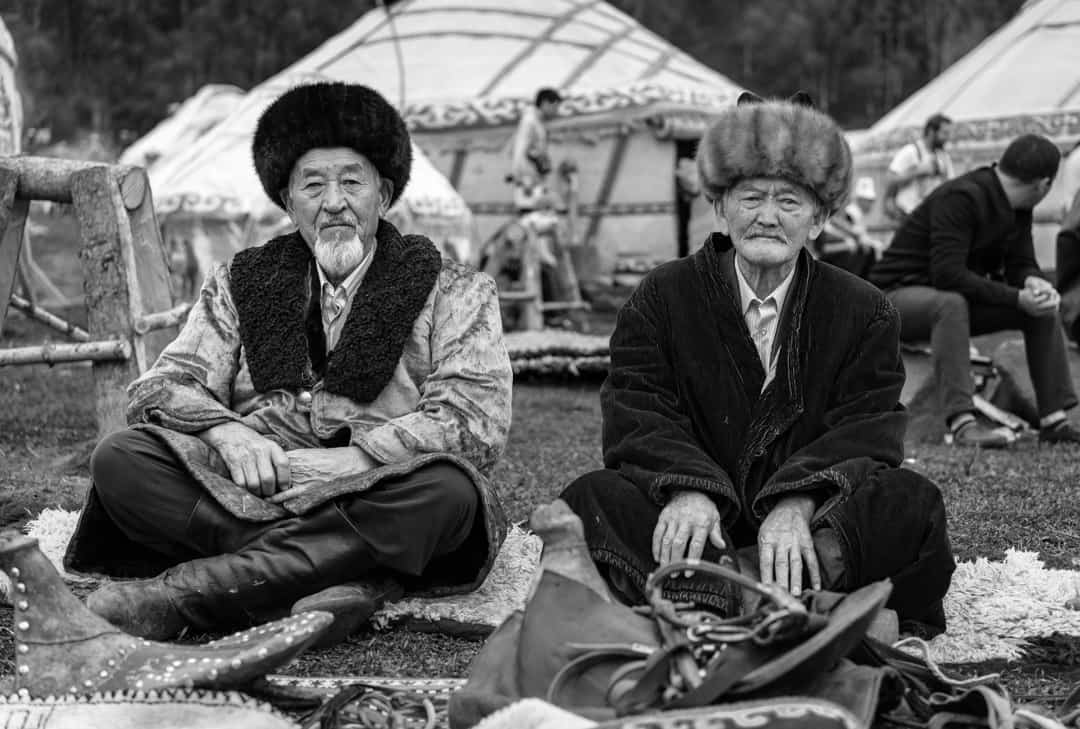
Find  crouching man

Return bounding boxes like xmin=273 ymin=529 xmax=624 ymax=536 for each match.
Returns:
xmin=65 ymin=83 xmax=513 ymax=646
xmin=560 ymin=94 xmax=956 ymax=633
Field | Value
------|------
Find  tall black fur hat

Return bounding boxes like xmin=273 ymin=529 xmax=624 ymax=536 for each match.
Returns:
xmin=253 ymin=82 xmax=412 ymax=209
xmin=697 ymin=91 xmax=852 ymax=214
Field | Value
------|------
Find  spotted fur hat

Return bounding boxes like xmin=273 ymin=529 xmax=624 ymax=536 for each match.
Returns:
xmin=696 ymin=91 xmax=852 ymax=214
xmin=253 ymin=82 xmax=412 ymax=209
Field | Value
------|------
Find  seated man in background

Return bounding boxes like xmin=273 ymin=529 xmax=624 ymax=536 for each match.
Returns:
xmin=65 ymin=82 xmax=513 ymax=646
xmin=561 ymin=93 xmax=955 ymax=634
xmin=869 ymin=134 xmax=1079 ymax=449
xmin=1056 ymin=187 xmax=1080 ymax=344
xmin=815 ymin=176 xmax=886 ymax=277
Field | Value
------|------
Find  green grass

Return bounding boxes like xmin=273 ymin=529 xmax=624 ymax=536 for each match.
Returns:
xmin=2 ymin=354 xmax=1080 ymax=705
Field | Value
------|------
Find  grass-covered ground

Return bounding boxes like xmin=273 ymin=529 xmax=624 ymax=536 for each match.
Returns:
xmin=2 ymin=337 xmax=1080 ymax=706
xmin=2 ymin=210 xmax=1079 ymax=709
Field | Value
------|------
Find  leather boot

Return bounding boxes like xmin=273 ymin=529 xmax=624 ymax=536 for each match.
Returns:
xmin=527 ymin=499 xmax=615 ymax=603
xmin=0 ymin=528 xmax=332 ymax=697
xmin=291 ymin=576 xmax=404 ymax=649
xmin=87 ymin=502 xmax=375 ymax=640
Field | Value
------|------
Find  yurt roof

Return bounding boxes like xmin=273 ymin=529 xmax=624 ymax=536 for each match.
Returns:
xmin=151 ymin=72 xmax=470 ymax=225
xmin=859 ymin=0 xmax=1080 ymax=154
xmin=153 ymin=0 xmax=742 ymax=221
xmin=120 ymin=84 xmax=245 ymax=170
xmin=282 ymin=0 xmax=740 ymax=105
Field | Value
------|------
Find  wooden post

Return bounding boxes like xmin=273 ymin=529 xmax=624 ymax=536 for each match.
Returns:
xmin=0 ymin=168 xmax=29 ymax=331
xmin=70 ymin=166 xmax=176 ymax=438
xmin=119 ymin=167 xmax=178 ymax=367
xmin=519 ymin=227 xmax=544 ymax=331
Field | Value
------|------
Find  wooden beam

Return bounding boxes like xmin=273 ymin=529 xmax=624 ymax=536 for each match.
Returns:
xmin=0 ymin=157 xmax=146 ymax=206
xmin=0 ymin=168 xmax=28 ymax=330
xmin=8 ymin=294 xmax=90 ymax=341
xmin=133 ymin=302 xmax=191 ymax=335
xmin=0 ymin=340 xmax=130 ymax=366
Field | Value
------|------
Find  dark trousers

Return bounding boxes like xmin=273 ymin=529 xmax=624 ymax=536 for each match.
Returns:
xmin=886 ymin=286 xmax=1078 ymax=421
xmin=90 ymin=429 xmax=479 ymax=586
xmin=560 ymin=467 xmax=954 ymax=631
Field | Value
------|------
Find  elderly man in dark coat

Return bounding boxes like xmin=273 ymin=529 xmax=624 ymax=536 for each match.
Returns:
xmin=65 ymin=83 xmax=513 ymax=647
xmin=560 ymin=94 xmax=955 ymax=632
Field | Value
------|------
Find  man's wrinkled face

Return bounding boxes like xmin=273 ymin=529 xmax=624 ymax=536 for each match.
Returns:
xmin=283 ymin=147 xmax=392 ymax=282
xmin=715 ymin=177 xmax=825 ymax=270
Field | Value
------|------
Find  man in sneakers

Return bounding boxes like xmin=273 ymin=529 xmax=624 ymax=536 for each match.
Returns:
xmin=870 ymin=134 xmax=1080 ymax=447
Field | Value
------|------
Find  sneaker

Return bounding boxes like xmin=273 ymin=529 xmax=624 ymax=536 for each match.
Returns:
xmin=951 ymin=419 xmax=1012 ymax=448
xmin=1039 ymin=420 xmax=1080 ymax=445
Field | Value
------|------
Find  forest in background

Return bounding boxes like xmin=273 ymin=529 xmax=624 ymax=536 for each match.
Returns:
xmin=0 ymin=0 xmax=1027 ymax=149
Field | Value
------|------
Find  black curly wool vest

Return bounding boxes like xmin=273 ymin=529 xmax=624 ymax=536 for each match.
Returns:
xmin=229 ymin=220 xmax=442 ymax=404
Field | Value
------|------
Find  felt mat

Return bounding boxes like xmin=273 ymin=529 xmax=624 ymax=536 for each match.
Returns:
xmin=504 ymin=329 xmax=610 ymax=378
xmin=6 ymin=508 xmax=1080 ymax=665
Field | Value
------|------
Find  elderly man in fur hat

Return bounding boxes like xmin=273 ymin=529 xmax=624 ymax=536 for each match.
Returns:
xmin=559 ymin=93 xmax=956 ymax=633
xmin=64 ymin=83 xmax=513 ymax=647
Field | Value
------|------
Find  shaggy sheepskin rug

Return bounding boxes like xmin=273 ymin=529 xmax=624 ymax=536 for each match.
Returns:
xmin=5 ymin=508 xmax=1080 ymax=665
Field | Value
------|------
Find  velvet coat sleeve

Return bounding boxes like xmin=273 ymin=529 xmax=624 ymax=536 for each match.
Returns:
xmin=126 ymin=264 xmax=245 ymax=433
xmin=751 ymin=295 xmax=907 ymax=523
xmin=352 ymin=266 xmax=513 ymax=473
xmin=601 ymin=275 xmax=738 ymax=512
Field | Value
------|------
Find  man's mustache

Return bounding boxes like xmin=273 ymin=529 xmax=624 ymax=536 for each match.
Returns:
xmin=745 ymin=229 xmax=786 ymax=242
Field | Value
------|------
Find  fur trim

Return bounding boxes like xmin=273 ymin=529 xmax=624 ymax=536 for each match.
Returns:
xmin=252 ymin=82 xmax=412 ymax=208
xmin=696 ymin=100 xmax=852 ymax=214
xmin=229 ymin=220 xmax=442 ymax=404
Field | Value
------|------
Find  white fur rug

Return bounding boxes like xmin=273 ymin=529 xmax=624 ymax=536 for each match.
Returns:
xmin=5 ymin=508 xmax=1080 ymax=665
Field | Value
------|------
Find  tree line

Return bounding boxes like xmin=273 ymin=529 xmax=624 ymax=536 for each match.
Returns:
xmin=0 ymin=0 xmax=1026 ymax=148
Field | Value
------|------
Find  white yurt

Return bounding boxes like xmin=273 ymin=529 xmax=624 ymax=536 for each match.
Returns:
xmin=120 ymin=84 xmax=245 ymax=173
xmin=151 ymin=0 xmax=744 ymax=282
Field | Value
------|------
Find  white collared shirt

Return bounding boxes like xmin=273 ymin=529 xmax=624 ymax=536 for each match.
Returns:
xmin=315 ymin=242 xmax=377 ymax=352
xmin=734 ymin=259 xmax=796 ymax=391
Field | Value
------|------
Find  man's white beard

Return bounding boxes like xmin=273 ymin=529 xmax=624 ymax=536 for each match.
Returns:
xmin=314 ymin=228 xmax=367 ymax=282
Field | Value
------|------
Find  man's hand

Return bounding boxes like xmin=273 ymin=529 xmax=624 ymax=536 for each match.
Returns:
xmin=1019 ymin=278 xmax=1060 ymax=317
xmin=199 ymin=421 xmax=290 ymax=498
xmin=758 ymin=494 xmax=820 ymax=596
xmin=652 ymin=490 xmax=725 ymax=567
xmin=267 ymin=446 xmax=378 ymax=504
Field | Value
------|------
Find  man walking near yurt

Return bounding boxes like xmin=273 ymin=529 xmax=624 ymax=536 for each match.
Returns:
xmin=65 ymin=82 xmax=514 ymax=648
xmin=883 ymin=113 xmax=955 ymax=224
xmin=509 ymin=87 xmax=562 ymax=213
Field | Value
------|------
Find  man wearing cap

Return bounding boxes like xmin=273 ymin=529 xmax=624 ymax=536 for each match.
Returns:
xmin=65 ymin=83 xmax=513 ymax=646
xmin=559 ymin=93 xmax=955 ymax=632
xmin=870 ymin=134 xmax=1080 ymax=448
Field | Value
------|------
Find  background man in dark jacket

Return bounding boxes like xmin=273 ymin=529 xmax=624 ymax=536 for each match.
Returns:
xmin=559 ymin=94 xmax=955 ymax=633
xmin=1056 ymin=186 xmax=1080 ymax=344
xmin=869 ymin=134 xmax=1078 ymax=448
